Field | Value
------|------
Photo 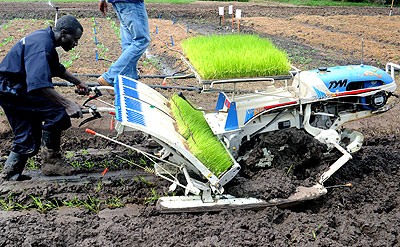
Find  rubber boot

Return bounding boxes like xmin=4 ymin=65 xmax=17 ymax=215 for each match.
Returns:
xmin=0 ymin=151 xmax=28 ymax=181
xmin=40 ymin=131 xmax=77 ymax=176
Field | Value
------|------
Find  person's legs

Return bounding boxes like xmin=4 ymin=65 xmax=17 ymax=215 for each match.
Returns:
xmin=0 ymin=95 xmax=74 ymax=179
xmin=38 ymin=100 xmax=76 ymax=176
xmin=101 ymin=1 xmax=151 ymax=85
xmin=0 ymin=104 xmax=39 ymax=180
xmin=40 ymin=130 xmax=77 ymax=176
xmin=1 ymin=151 xmax=29 ymax=181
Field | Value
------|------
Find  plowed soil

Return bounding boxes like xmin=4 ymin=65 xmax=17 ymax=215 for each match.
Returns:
xmin=0 ymin=2 xmax=400 ymax=246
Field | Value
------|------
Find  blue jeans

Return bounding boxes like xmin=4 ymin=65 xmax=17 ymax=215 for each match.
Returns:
xmin=102 ymin=1 xmax=151 ymax=85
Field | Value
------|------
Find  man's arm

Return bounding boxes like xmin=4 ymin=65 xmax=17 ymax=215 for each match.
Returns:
xmin=39 ymin=87 xmax=83 ymax=118
xmin=99 ymin=0 xmax=108 ymax=16
xmin=59 ymin=70 xmax=89 ymax=95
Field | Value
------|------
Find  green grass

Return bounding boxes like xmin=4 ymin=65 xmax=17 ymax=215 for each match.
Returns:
xmin=268 ymin=0 xmax=386 ymax=6
xmin=3 ymin=0 xmax=195 ymax=3
xmin=170 ymin=94 xmax=233 ymax=176
xmin=182 ymin=34 xmax=291 ymax=80
xmin=199 ymin=0 xmax=249 ymax=2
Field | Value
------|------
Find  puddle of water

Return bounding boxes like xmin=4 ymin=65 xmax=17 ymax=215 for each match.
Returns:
xmin=145 ymin=49 xmax=176 ymax=75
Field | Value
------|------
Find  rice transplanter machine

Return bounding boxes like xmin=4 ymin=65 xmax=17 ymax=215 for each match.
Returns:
xmin=84 ymin=62 xmax=399 ymax=212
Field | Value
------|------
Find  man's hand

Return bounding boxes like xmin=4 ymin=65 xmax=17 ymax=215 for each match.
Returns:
xmin=99 ymin=1 xmax=108 ymax=16
xmin=39 ymin=87 xmax=83 ymax=119
xmin=76 ymin=82 xmax=89 ymax=95
xmin=60 ymin=71 xmax=89 ymax=95
xmin=65 ymin=101 xmax=83 ymax=118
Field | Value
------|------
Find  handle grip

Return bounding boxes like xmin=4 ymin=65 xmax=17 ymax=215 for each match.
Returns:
xmin=85 ymin=129 xmax=96 ymax=135
xmin=81 ymin=109 xmax=90 ymax=114
xmin=75 ymin=88 xmax=92 ymax=95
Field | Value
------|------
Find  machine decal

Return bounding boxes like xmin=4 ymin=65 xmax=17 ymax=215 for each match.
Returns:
xmin=329 ymin=79 xmax=348 ymax=89
xmin=244 ymin=101 xmax=298 ymax=124
xmin=336 ymin=87 xmax=377 ymax=96
xmin=225 ymin=98 xmax=231 ymax=108
xmin=362 ymin=71 xmax=383 ymax=78
xmin=313 ymin=86 xmax=333 ymax=99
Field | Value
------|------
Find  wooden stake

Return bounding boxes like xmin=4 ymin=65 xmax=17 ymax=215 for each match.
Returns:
xmin=237 ymin=19 xmax=240 ymax=33
xmin=389 ymin=0 xmax=395 ymax=16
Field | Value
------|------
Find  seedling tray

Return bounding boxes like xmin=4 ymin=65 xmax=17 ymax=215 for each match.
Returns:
xmin=182 ymin=55 xmax=293 ymax=85
xmin=181 ymin=34 xmax=293 ymax=84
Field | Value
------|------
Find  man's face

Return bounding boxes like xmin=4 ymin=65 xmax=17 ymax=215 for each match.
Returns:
xmin=60 ymin=29 xmax=82 ymax=51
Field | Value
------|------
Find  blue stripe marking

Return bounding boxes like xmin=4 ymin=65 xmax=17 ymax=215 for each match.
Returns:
xmin=123 ymin=86 xmax=139 ymax=99
xmin=121 ymin=77 xmax=137 ymax=89
xmin=126 ymin=109 xmax=146 ymax=126
xmin=124 ymin=97 xmax=142 ymax=112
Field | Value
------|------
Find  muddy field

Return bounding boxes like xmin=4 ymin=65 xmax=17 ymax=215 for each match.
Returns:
xmin=0 ymin=1 xmax=400 ymax=246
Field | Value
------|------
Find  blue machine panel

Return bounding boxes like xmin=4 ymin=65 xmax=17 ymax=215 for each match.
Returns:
xmin=123 ymin=87 xmax=139 ymax=99
xmin=121 ymin=77 xmax=138 ymax=89
xmin=126 ymin=109 xmax=146 ymax=126
xmin=310 ymin=65 xmax=393 ymax=93
xmin=124 ymin=97 xmax=142 ymax=112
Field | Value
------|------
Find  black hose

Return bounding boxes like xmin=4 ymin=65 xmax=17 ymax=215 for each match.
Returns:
xmin=72 ymin=73 xmax=195 ymax=79
xmin=52 ymin=82 xmax=201 ymax=93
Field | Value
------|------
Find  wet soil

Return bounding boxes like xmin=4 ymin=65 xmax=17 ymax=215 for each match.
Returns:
xmin=0 ymin=2 xmax=400 ymax=246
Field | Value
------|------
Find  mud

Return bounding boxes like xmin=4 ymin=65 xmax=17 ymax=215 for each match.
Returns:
xmin=0 ymin=2 xmax=400 ymax=246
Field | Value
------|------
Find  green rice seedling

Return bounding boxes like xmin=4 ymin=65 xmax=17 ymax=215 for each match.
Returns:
xmin=29 ymin=195 xmax=56 ymax=212
xmin=84 ymin=160 xmax=96 ymax=169
xmin=96 ymin=180 xmax=104 ymax=192
xmin=14 ymin=202 xmax=32 ymax=210
xmin=182 ymin=34 xmax=290 ymax=80
xmin=286 ymin=164 xmax=293 ymax=176
xmin=105 ymin=196 xmax=124 ymax=208
xmin=70 ymin=160 xmax=81 ymax=168
xmin=65 ymin=151 xmax=74 ymax=159
xmin=0 ymin=37 xmax=14 ymax=48
xmin=45 ymin=20 xmax=54 ymax=26
xmin=26 ymin=157 xmax=39 ymax=170
xmin=140 ymin=176 xmax=154 ymax=186
xmin=82 ymin=196 xmax=101 ymax=212
xmin=62 ymin=196 xmax=82 ymax=208
xmin=145 ymin=188 xmax=160 ymax=204
xmin=170 ymin=94 xmax=233 ymax=176
xmin=0 ymin=197 xmax=15 ymax=211
xmin=311 ymin=224 xmax=322 ymax=240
